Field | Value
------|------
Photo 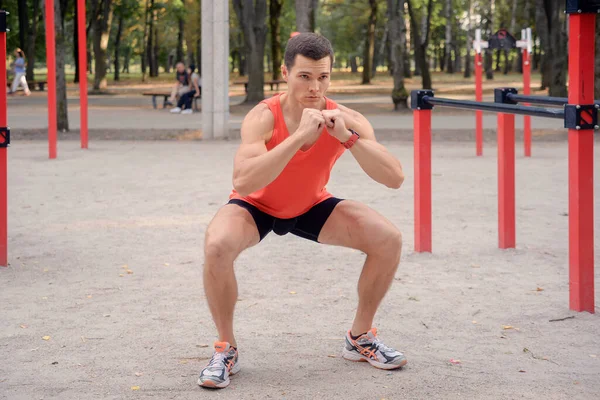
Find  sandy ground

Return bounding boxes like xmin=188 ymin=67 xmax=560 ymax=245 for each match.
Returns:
xmin=1 ymin=139 xmax=599 ymax=400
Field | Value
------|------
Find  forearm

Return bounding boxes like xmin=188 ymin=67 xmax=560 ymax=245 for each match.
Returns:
xmin=349 ymin=139 xmax=404 ymax=189
xmin=233 ymin=134 xmax=305 ymax=196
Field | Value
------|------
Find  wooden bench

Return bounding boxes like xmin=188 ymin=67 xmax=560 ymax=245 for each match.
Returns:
xmin=233 ymin=79 xmax=286 ymax=93
xmin=143 ymin=91 xmax=200 ymax=111
xmin=6 ymin=80 xmax=47 ymax=91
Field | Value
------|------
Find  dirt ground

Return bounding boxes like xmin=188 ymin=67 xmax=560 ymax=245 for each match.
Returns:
xmin=0 ymin=138 xmax=598 ymax=400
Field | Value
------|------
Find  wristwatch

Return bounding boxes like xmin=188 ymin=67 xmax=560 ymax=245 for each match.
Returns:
xmin=342 ymin=129 xmax=360 ymax=149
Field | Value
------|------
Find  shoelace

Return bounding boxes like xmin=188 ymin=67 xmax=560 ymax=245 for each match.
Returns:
xmin=208 ymin=352 xmax=227 ymax=368
xmin=371 ymin=337 xmax=395 ymax=353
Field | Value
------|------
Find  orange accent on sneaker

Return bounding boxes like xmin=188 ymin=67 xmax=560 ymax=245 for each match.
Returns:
xmin=214 ymin=341 xmax=228 ymax=352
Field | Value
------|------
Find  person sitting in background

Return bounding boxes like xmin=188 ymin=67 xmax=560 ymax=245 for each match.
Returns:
xmin=166 ymin=62 xmax=190 ymax=106
xmin=171 ymin=64 xmax=201 ymax=114
xmin=8 ymin=48 xmax=31 ymax=96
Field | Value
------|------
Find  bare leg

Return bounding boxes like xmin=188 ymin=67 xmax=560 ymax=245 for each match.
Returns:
xmin=318 ymin=200 xmax=402 ymax=336
xmin=203 ymin=204 xmax=260 ymax=347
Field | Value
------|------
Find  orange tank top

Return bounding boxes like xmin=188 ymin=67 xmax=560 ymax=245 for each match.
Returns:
xmin=229 ymin=94 xmax=345 ymax=219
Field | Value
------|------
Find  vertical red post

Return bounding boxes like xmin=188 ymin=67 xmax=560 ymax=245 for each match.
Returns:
xmin=523 ymin=49 xmax=531 ymax=157
xmin=414 ymin=110 xmax=432 ymax=253
xmin=77 ymin=0 xmax=88 ymax=149
xmin=0 ymin=11 xmax=8 ymax=267
xmin=497 ymin=113 xmax=516 ymax=249
xmin=475 ymin=52 xmax=483 ymax=156
xmin=45 ymin=0 xmax=57 ymax=159
xmin=567 ymin=13 xmax=595 ymax=313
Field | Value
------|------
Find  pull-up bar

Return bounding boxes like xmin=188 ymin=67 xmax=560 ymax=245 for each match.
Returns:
xmin=416 ymin=92 xmax=565 ymax=120
xmin=506 ymin=93 xmax=600 ymax=108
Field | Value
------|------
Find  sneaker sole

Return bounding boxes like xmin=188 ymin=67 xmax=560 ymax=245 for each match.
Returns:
xmin=342 ymin=348 xmax=407 ymax=370
xmin=197 ymin=363 xmax=241 ymax=389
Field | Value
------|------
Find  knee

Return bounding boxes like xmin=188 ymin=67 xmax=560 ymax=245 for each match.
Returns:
xmin=204 ymin=229 xmax=236 ymax=269
xmin=371 ymin=227 xmax=402 ymax=264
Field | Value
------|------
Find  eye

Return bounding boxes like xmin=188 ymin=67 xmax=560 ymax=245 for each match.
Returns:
xmin=300 ymin=75 xmax=309 ymax=79
xmin=319 ymin=76 xmax=329 ymax=81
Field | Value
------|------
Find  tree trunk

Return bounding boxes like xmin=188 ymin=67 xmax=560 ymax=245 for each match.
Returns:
xmin=350 ymin=56 xmax=358 ymax=73
xmin=18 ymin=0 xmax=28 ymax=51
xmin=269 ymin=0 xmax=283 ymax=80
xmin=388 ymin=0 xmax=408 ymax=110
xmin=177 ymin=16 xmax=184 ymax=63
xmin=152 ymin=13 xmax=159 ymax=76
xmin=538 ymin=0 xmax=567 ymax=96
xmin=233 ymin=0 xmax=268 ymax=103
xmin=26 ymin=0 xmax=40 ymax=82
xmin=485 ymin=1 xmax=494 ymax=80
xmin=92 ymin=0 xmax=113 ymax=90
xmin=411 ymin=18 xmax=420 ymax=76
xmin=535 ymin=0 xmax=549 ymax=89
xmin=146 ymin=0 xmax=154 ymax=77
xmin=74 ymin=0 xmax=80 ymax=83
xmin=464 ymin=0 xmax=472 ymax=78
xmin=362 ymin=0 xmax=377 ymax=84
xmin=508 ymin=0 xmax=518 ymax=73
xmin=114 ymin=15 xmax=123 ymax=81
xmin=407 ymin=0 xmax=433 ymax=89
xmin=54 ymin=0 xmax=68 ymax=131
xmin=444 ymin=0 xmax=453 ymax=74
xmin=295 ymin=0 xmax=314 ymax=32
xmin=141 ymin=0 xmax=150 ymax=80
xmin=122 ymin=47 xmax=130 ymax=73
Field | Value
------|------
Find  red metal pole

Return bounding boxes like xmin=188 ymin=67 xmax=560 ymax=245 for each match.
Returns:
xmin=414 ymin=109 xmax=432 ymax=253
xmin=497 ymin=113 xmax=516 ymax=249
xmin=475 ymin=52 xmax=483 ymax=156
xmin=45 ymin=0 xmax=57 ymax=159
xmin=0 ymin=13 xmax=8 ymax=267
xmin=523 ymin=49 xmax=531 ymax=157
xmin=567 ymin=13 xmax=595 ymax=313
xmin=77 ymin=0 xmax=88 ymax=149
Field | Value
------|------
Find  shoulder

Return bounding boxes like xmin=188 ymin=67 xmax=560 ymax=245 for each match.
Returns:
xmin=240 ymin=103 xmax=274 ymax=142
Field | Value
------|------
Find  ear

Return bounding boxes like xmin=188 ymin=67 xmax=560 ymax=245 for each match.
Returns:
xmin=281 ymin=65 xmax=288 ymax=81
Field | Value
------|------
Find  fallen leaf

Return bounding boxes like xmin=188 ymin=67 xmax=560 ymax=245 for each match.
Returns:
xmin=126 ymin=270 xmax=133 ymax=274
xmin=135 ymin=372 xmax=143 ymax=377
xmin=289 ymin=291 xmax=297 ymax=294
xmin=472 ymin=320 xmax=477 ymax=324
xmin=449 ymin=359 xmax=461 ymax=365
xmin=196 ymin=344 xmax=209 ymax=348
xmin=43 ymin=269 xmax=49 ymax=272
xmin=519 ymin=370 xmax=526 ymax=373
xmin=408 ymin=296 xmax=419 ymax=301
xmin=122 ymin=265 xmax=128 ymax=269
xmin=503 ymin=325 xmax=519 ymax=331
xmin=179 ymin=360 xmax=188 ymax=364
xmin=327 ymin=355 xmax=337 ymax=358
xmin=131 ymin=386 xmax=140 ymax=391
xmin=536 ymin=287 xmax=544 ymax=292
xmin=20 ymin=324 xmax=27 ymax=329
xmin=471 ymin=264 xmax=480 ymax=268
xmin=51 ymin=361 xmax=58 ymax=365
xmin=590 ymin=355 xmax=597 ymax=358
xmin=119 ymin=274 xmax=124 ymax=277
xmin=103 ymin=314 xmax=110 ymax=317
xmin=42 ymin=336 xmax=51 ymax=341
xmin=42 ymin=297 xmax=48 ymax=300
xmin=164 ymin=263 xmax=170 ymax=266
xmin=87 ymin=295 xmax=92 ymax=299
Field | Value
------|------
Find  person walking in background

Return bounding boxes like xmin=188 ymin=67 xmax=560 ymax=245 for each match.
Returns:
xmin=9 ymin=48 xmax=31 ymax=96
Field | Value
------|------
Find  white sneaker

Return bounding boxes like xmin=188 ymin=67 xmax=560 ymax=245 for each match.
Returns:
xmin=181 ymin=109 xmax=193 ymax=115
xmin=342 ymin=328 xmax=407 ymax=370
xmin=170 ymin=107 xmax=182 ymax=113
xmin=198 ymin=342 xmax=240 ymax=389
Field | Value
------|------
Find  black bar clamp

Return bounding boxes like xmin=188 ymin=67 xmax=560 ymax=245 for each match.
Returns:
xmin=0 ymin=10 xmax=8 ymax=33
xmin=565 ymin=0 xmax=600 ymax=14
xmin=411 ymin=90 xmax=434 ymax=110
xmin=0 ymin=127 xmax=10 ymax=148
xmin=494 ymin=88 xmax=518 ymax=104
xmin=564 ymin=104 xmax=599 ymax=130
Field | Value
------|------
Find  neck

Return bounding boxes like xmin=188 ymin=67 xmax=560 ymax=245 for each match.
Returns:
xmin=280 ymin=92 xmax=327 ymax=121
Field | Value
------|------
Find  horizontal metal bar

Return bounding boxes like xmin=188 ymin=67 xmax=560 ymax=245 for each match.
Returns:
xmin=422 ymin=96 xmax=565 ymax=119
xmin=507 ymin=93 xmax=600 ymax=107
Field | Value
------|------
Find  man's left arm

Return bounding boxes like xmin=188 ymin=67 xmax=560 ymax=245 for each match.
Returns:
xmin=325 ymin=106 xmax=404 ymax=189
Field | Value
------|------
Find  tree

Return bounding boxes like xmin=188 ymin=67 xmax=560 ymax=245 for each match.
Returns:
xmin=26 ymin=0 xmax=41 ymax=82
xmin=536 ymin=0 xmax=567 ymax=96
xmin=388 ymin=0 xmax=408 ymax=110
xmin=407 ymin=0 xmax=434 ymax=89
xmin=54 ymin=0 xmax=68 ymax=131
xmin=295 ymin=0 xmax=317 ymax=32
xmin=362 ymin=0 xmax=378 ymax=84
xmin=464 ymin=0 xmax=472 ymax=78
xmin=269 ymin=0 xmax=284 ymax=81
xmin=17 ymin=0 xmax=28 ymax=52
xmin=91 ymin=0 xmax=114 ymax=90
xmin=233 ymin=0 xmax=268 ymax=103
xmin=444 ymin=0 xmax=453 ymax=73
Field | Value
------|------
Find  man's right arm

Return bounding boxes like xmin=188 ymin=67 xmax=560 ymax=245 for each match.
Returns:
xmin=232 ymin=104 xmax=306 ymax=197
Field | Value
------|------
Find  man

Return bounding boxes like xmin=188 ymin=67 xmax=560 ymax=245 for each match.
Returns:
xmin=167 ymin=62 xmax=190 ymax=108
xmin=199 ymin=33 xmax=406 ymax=389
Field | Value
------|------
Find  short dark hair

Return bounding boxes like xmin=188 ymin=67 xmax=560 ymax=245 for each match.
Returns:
xmin=284 ymin=33 xmax=334 ymax=71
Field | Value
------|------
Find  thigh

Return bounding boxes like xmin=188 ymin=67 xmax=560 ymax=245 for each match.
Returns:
xmin=204 ymin=203 xmax=261 ymax=258
xmin=317 ymin=200 xmax=400 ymax=253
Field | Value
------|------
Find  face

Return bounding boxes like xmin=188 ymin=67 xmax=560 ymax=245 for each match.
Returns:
xmin=282 ymin=55 xmax=331 ymax=105
xmin=176 ymin=63 xmax=185 ymax=73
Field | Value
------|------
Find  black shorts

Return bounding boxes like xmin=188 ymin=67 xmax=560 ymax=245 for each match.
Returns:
xmin=228 ymin=197 xmax=344 ymax=242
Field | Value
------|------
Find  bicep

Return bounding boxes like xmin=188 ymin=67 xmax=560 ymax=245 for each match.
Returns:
xmin=233 ymin=106 xmax=272 ymax=171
